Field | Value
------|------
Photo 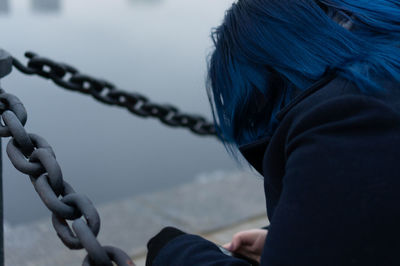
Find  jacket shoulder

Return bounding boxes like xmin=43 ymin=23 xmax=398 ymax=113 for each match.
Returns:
xmin=239 ymin=73 xmax=353 ymax=174
xmin=277 ymin=73 xmax=400 ymax=123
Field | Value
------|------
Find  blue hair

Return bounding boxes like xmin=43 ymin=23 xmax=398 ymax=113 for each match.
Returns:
xmin=206 ymin=0 xmax=400 ymax=155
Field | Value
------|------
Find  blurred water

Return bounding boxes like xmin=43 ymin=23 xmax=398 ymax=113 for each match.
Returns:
xmin=0 ymin=0 xmax=237 ymax=224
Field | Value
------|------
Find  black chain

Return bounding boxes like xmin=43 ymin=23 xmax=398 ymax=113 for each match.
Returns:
xmin=11 ymin=52 xmax=217 ymax=137
xmin=0 ymin=89 xmax=135 ymax=265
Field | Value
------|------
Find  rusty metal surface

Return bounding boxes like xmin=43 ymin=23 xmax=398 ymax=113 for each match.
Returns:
xmin=0 ymin=50 xmax=12 ymax=79
xmin=0 ymin=84 xmax=134 ymax=265
xmin=12 ymin=52 xmax=217 ymax=137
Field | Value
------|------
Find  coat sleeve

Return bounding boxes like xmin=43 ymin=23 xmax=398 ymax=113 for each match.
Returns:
xmin=151 ymin=233 xmax=252 ymax=265
xmin=260 ymin=95 xmax=400 ymax=266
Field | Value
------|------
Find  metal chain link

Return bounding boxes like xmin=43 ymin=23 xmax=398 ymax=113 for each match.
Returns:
xmin=11 ymin=52 xmax=217 ymax=137
xmin=0 ymin=88 xmax=135 ymax=265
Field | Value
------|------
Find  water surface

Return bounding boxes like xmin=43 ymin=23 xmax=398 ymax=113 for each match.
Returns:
xmin=0 ymin=0 xmax=237 ymax=224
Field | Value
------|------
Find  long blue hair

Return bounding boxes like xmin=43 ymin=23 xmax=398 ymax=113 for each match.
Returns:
xmin=206 ymin=0 xmax=400 ymax=155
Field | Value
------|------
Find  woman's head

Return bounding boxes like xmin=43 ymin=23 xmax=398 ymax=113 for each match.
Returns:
xmin=207 ymin=0 xmax=400 ymax=155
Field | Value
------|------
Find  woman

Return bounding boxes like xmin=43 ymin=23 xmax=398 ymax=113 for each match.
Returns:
xmin=146 ymin=0 xmax=400 ymax=265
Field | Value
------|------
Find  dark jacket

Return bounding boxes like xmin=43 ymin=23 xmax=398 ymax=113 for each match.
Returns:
xmin=147 ymin=71 xmax=400 ymax=265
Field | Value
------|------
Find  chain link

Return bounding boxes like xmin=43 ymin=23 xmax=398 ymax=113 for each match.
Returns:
xmin=0 ymin=88 xmax=134 ymax=265
xmin=12 ymin=52 xmax=217 ymax=137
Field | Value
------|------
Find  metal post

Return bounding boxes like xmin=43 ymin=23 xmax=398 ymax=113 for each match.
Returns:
xmin=0 ymin=49 xmax=12 ymax=266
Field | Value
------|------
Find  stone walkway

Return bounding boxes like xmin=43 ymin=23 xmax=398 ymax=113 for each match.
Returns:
xmin=5 ymin=170 xmax=267 ymax=266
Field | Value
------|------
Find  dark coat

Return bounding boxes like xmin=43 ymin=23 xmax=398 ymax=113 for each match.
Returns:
xmin=149 ymin=71 xmax=400 ymax=265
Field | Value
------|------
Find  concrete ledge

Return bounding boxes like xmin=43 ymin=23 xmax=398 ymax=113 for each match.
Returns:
xmin=5 ymin=170 xmax=266 ymax=266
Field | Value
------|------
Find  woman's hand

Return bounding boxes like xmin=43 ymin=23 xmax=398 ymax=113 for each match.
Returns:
xmin=222 ymin=229 xmax=268 ymax=263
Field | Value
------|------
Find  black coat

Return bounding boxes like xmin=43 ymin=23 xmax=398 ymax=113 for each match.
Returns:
xmin=148 ymin=72 xmax=400 ymax=265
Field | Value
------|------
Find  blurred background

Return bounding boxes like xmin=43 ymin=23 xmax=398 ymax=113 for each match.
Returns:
xmin=0 ymin=0 xmax=237 ymax=226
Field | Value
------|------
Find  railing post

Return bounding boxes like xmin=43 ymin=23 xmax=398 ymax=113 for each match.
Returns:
xmin=0 ymin=49 xmax=13 ymax=266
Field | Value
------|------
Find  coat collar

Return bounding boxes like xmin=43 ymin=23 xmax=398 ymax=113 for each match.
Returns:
xmin=238 ymin=70 xmax=338 ymax=174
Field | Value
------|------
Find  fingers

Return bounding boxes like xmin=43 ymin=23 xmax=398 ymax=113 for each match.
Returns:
xmin=222 ymin=241 xmax=261 ymax=263
xmin=234 ymin=246 xmax=261 ymax=263
xmin=231 ymin=229 xmax=265 ymax=251
xmin=222 ymin=242 xmax=232 ymax=250
xmin=253 ymin=233 xmax=267 ymax=252
xmin=221 ymin=229 xmax=268 ymax=264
